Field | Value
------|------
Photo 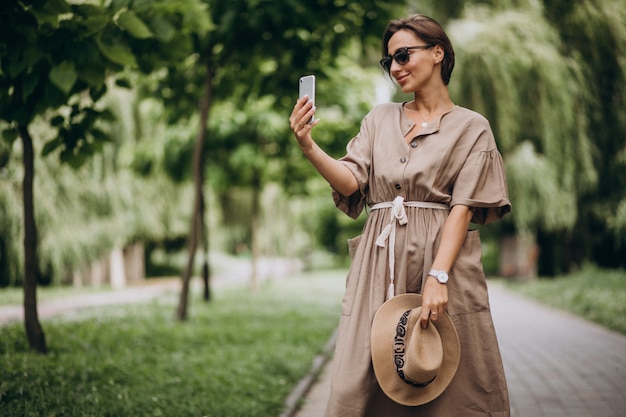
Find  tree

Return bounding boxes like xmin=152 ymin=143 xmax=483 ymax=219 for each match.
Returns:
xmin=449 ymin=6 xmax=596 ymax=231
xmin=139 ymin=0 xmax=405 ymax=318
xmin=542 ymin=0 xmax=626 ymax=269
xmin=0 ymin=0 xmax=210 ymax=352
xmin=424 ymin=0 xmax=625 ymax=274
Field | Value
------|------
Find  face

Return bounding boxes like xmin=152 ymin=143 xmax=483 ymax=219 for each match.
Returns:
xmin=385 ymin=29 xmax=443 ymax=93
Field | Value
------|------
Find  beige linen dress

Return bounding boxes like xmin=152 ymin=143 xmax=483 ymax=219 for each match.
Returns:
xmin=324 ymin=103 xmax=511 ymax=417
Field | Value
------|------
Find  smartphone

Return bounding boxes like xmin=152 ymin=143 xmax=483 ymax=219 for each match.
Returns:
xmin=298 ymin=75 xmax=316 ymax=124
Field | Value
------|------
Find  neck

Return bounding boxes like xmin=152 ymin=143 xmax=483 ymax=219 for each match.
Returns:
xmin=406 ymin=97 xmax=454 ymax=122
xmin=411 ymin=86 xmax=452 ymax=111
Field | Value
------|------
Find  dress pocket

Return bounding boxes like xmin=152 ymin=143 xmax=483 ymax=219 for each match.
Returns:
xmin=447 ymin=229 xmax=490 ymax=316
xmin=342 ymin=235 xmax=363 ymax=316
xmin=347 ymin=234 xmax=362 ymax=259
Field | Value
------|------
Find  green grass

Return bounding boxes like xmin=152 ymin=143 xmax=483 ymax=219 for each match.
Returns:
xmin=0 ymin=271 xmax=346 ymax=417
xmin=503 ymin=265 xmax=626 ymax=334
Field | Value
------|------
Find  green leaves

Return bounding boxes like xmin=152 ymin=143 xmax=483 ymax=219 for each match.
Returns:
xmin=150 ymin=15 xmax=176 ymax=42
xmin=96 ymin=37 xmax=138 ymax=67
xmin=41 ymin=106 xmax=114 ymax=168
xmin=116 ymin=10 xmax=154 ymax=39
xmin=49 ymin=61 xmax=78 ymax=95
xmin=505 ymin=141 xmax=577 ymax=232
xmin=1 ymin=0 xmax=213 ymax=126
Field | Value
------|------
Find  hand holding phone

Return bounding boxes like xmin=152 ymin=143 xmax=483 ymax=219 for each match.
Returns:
xmin=298 ymin=75 xmax=316 ymax=124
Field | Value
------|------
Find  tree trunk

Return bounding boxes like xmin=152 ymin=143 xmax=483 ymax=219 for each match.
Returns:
xmin=19 ymin=125 xmax=47 ymax=354
xmin=201 ymin=186 xmax=211 ymax=302
xmin=250 ymin=171 xmax=261 ymax=292
xmin=202 ymin=257 xmax=211 ymax=301
xmin=177 ymin=58 xmax=213 ymax=320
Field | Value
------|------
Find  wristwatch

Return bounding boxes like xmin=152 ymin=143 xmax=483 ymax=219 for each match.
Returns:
xmin=428 ymin=269 xmax=449 ymax=284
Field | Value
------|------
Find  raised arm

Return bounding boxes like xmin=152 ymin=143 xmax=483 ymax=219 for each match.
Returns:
xmin=289 ymin=96 xmax=359 ymax=196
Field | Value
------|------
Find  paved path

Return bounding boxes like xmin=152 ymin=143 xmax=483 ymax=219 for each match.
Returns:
xmin=293 ymin=282 xmax=626 ymax=417
xmin=0 ymin=278 xmax=180 ymax=325
xmin=0 ymin=257 xmax=302 ymax=326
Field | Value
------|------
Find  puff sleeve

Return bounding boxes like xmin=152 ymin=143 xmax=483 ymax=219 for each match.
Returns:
xmin=331 ymin=113 xmax=374 ymax=219
xmin=450 ymin=133 xmax=511 ymax=225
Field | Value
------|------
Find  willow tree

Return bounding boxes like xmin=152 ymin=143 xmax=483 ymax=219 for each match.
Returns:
xmin=447 ymin=6 xmax=598 ymax=274
xmin=0 ymin=0 xmax=210 ymax=353
xmin=542 ymin=0 xmax=626 ymax=268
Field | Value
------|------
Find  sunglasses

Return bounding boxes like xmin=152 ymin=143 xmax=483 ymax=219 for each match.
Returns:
xmin=380 ymin=45 xmax=434 ymax=72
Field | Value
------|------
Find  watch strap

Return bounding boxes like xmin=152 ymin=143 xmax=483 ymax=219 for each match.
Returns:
xmin=428 ymin=269 xmax=449 ymax=284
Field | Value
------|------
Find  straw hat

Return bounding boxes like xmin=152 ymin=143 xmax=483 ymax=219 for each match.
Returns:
xmin=370 ymin=293 xmax=460 ymax=406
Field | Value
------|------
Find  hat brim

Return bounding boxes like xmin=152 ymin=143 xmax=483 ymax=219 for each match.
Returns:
xmin=371 ymin=293 xmax=460 ymax=406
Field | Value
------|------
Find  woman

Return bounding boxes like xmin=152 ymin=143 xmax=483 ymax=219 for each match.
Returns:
xmin=289 ymin=14 xmax=511 ymax=416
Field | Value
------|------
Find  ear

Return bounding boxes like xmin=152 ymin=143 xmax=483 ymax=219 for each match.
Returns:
xmin=432 ymin=45 xmax=445 ymax=64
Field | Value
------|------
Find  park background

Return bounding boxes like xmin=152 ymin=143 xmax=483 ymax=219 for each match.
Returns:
xmin=0 ymin=0 xmax=625 ymax=415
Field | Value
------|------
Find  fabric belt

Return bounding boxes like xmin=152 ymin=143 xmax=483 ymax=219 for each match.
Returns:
xmin=369 ymin=196 xmax=448 ymax=300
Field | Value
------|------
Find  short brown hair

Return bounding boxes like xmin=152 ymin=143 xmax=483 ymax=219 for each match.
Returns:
xmin=382 ymin=15 xmax=455 ymax=85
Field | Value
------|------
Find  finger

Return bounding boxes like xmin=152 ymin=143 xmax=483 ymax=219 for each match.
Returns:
xmin=294 ymin=95 xmax=309 ymax=107
xmin=297 ymin=118 xmax=319 ymax=133
xmin=292 ymin=118 xmax=318 ymax=139
xmin=290 ymin=118 xmax=300 ymax=132
xmin=290 ymin=98 xmax=310 ymax=122
xmin=292 ymin=104 xmax=313 ymax=128
xmin=301 ymin=101 xmax=315 ymax=120
xmin=420 ymin=308 xmax=430 ymax=329
xmin=295 ymin=105 xmax=317 ymax=126
xmin=303 ymin=107 xmax=316 ymax=124
xmin=295 ymin=96 xmax=312 ymax=112
xmin=438 ymin=303 xmax=447 ymax=316
xmin=291 ymin=110 xmax=307 ymax=130
xmin=430 ymin=310 xmax=439 ymax=322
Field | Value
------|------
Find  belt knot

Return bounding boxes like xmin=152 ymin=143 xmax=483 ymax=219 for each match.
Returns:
xmin=370 ymin=197 xmax=448 ymax=300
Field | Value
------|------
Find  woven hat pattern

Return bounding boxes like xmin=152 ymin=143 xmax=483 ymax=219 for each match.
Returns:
xmin=371 ymin=293 xmax=461 ymax=406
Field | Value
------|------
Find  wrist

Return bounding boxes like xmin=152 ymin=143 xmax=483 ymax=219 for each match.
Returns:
xmin=428 ymin=269 xmax=449 ymax=284
xmin=299 ymin=141 xmax=316 ymax=157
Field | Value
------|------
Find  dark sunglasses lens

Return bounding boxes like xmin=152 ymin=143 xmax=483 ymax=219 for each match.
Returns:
xmin=381 ymin=48 xmax=412 ymax=71
xmin=394 ymin=50 xmax=410 ymax=65
xmin=380 ymin=57 xmax=392 ymax=71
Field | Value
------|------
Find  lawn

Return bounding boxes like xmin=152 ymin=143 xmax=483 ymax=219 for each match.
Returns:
xmin=0 ymin=271 xmax=346 ymax=417
xmin=503 ymin=264 xmax=626 ymax=334
xmin=2 ymin=263 xmax=623 ymax=416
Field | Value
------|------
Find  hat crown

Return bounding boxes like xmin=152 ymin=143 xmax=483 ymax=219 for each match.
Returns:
xmin=403 ymin=308 xmax=444 ymax=384
xmin=371 ymin=293 xmax=461 ymax=406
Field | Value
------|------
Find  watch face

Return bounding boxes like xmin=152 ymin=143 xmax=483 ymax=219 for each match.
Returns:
xmin=436 ymin=272 xmax=448 ymax=283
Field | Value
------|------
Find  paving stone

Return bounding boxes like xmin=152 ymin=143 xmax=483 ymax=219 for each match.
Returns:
xmin=293 ymin=283 xmax=626 ymax=417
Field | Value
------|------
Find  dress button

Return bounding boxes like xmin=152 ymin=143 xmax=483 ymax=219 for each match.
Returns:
xmin=395 ymin=183 xmax=402 ymax=190
xmin=411 ymin=141 xmax=418 ymax=148
xmin=400 ymin=156 xmax=407 ymax=163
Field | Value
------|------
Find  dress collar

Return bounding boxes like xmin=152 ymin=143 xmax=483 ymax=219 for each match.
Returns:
xmin=399 ymin=102 xmax=458 ymax=137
